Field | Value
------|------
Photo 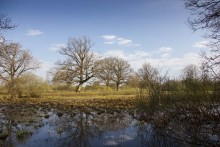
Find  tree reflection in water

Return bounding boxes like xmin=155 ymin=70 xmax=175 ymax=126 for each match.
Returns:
xmin=136 ymin=122 xmax=187 ymax=147
xmin=46 ymin=110 xmax=134 ymax=147
xmin=0 ymin=105 xmax=217 ymax=147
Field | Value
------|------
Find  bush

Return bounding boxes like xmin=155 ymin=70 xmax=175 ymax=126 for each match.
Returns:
xmin=15 ymin=73 xmax=51 ymax=98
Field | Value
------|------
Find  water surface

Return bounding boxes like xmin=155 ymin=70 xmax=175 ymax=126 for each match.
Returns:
xmin=0 ymin=105 xmax=187 ymax=147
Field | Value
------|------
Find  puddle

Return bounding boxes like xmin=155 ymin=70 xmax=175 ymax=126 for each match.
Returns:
xmin=0 ymin=104 xmax=213 ymax=146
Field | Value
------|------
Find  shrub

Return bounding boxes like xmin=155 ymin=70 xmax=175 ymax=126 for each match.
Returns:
xmin=15 ymin=73 xmax=50 ymax=98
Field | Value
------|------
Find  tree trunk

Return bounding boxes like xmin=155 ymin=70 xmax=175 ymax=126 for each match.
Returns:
xmin=76 ymin=84 xmax=82 ymax=92
xmin=116 ymin=83 xmax=119 ymax=91
xmin=106 ymin=81 xmax=109 ymax=90
xmin=9 ymin=78 xmax=16 ymax=99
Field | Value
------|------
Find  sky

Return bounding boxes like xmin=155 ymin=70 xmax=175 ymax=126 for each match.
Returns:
xmin=0 ymin=0 xmax=208 ymax=79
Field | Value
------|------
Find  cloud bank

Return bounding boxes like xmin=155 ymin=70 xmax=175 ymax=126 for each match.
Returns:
xmin=100 ymin=47 xmax=201 ymax=77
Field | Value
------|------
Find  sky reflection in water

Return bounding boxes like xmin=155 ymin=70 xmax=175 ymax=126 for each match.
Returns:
xmin=1 ymin=107 xmax=186 ymax=147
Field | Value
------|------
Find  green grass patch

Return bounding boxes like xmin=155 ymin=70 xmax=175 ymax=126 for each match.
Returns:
xmin=16 ymin=130 xmax=32 ymax=139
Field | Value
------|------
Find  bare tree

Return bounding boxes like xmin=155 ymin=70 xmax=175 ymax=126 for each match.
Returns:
xmin=95 ymin=58 xmax=114 ymax=89
xmin=0 ymin=42 xmax=40 ymax=97
xmin=185 ymin=0 xmax=220 ymax=80
xmin=181 ymin=64 xmax=200 ymax=91
xmin=138 ymin=63 xmax=168 ymax=113
xmin=181 ymin=64 xmax=199 ymax=80
xmin=126 ymin=72 xmax=140 ymax=93
xmin=108 ymin=57 xmax=132 ymax=91
xmin=55 ymin=37 xmax=97 ymax=92
xmin=138 ymin=63 xmax=160 ymax=89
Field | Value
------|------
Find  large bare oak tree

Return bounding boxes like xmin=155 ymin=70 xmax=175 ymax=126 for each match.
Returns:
xmin=0 ymin=42 xmax=40 ymax=96
xmin=55 ymin=37 xmax=97 ymax=92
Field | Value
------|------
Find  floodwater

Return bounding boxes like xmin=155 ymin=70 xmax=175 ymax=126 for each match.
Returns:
xmin=0 ymin=105 xmax=213 ymax=147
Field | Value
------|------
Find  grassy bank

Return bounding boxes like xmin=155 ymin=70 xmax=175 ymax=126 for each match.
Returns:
xmin=0 ymin=89 xmax=138 ymax=114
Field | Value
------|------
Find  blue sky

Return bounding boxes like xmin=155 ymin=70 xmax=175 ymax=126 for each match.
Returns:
xmin=0 ymin=0 xmax=208 ymax=78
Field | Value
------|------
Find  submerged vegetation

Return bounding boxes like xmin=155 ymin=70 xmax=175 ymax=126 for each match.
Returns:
xmin=16 ymin=130 xmax=32 ymax=140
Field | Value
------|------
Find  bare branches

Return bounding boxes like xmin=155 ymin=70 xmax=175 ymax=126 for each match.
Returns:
xmin=0 ymin=41 xmax=40 ymax=96
xmin=110 ymin=57 xmax=132 ymax=91
xmin=185 ymin=0 xmax=220 ymax=33
xmin=96 ymin=57 xmax=132 ymax=91
xmin=0 ymin=14 xmax=16 ymax=31
xmin=54 ymin=37 xmax=96 ymax=92
xmin=95 ymin=58 xmax=114 ymax=89
xmin=0 ymin=14 xmax=16 ymax=42
xmin=185 ymin=0 xmax=220 ymax=80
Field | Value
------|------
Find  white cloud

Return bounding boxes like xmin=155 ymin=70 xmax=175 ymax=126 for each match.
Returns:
xmin=158 ymin=47 xmax=173 ymax=53
xmin=117 ymin=38 xmax=132 ymax=45
xmin=26 ymin=29 xmax=44 ymax=36
xmin=100 ymin=49 xmax=201 ymax=77
xmin=131 ymin=43 xmax=141 ymax=47
xmin=100 ymin=35 xmax=117 ymax=40
xmin=49 ymin=43 xmax=66 ymax=51
xmin=158 ymin=52 xmax=200 ymax=68
xmin=144 ymin=52 xmax=201 ymax=77
xmin=103 ymin=50 xmax=126 ymax=59
xmin=104 ymin=41 xmax=115 ymax=45
xmin=133 ymin=50 xmax=151 ymax=58
xmin=193 ymin=40 xmax=209 ymax=48
xmin=103 ymin=50 xmax=151 ymax=61
xmin=100 ymin=35 xmax=141 ymax=47
xmin=126 ymin=50 xmax=151 ymax=62
xmin=161 ymin=53 xmax=170 ymax=58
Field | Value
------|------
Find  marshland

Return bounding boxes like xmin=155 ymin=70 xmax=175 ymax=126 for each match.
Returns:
xmin=0 ymin=82 xmax=219 ymax=146
xmin=1 ymin=0 xmax=220 ymax=146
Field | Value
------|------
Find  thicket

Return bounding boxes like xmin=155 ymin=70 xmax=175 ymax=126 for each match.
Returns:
xmin=13 ymin=73 xmax=51 ymax=98
xmin=136 ymin=63 xmax=220 ymax=146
